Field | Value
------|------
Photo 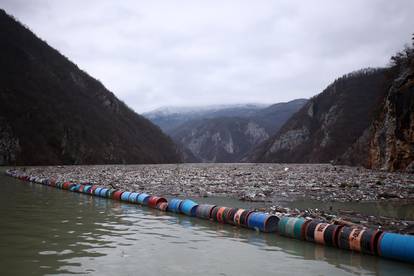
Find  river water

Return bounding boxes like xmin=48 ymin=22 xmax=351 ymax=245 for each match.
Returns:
xmin=1 ymin=173 xmax=413 ymax=275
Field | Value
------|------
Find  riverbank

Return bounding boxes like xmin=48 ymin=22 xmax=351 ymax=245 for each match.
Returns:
xmin=5 ymin=163 xmax=414 ymax=233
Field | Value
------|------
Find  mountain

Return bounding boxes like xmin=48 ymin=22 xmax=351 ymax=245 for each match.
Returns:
xmin=144 ymin=103 xmax=268 ymax=134
xmin=146 ymin=99 xmax=307 ymax=162
xmin=250 ymin=43 xmax=414 ymax=171
xmin=0 ymin=9 xmax=181 ymax=165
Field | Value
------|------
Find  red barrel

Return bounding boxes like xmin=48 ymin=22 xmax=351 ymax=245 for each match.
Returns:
xmin=211 ymin=206 xmax=220 ymax=221
xmin=216 ymin=207 xmax=227 ymax=223
xmin=349 ymin=228 xmax=365 ymax=252
xmin=112 ymin=190 xmax=124 ymax=200
xmin=89 ymin=185 xmax=99 ymax=194
xmin=62 ymin=182 xmax=72 ymax=190
xmin=148 ymin=196 xmax=167 ymax=209
xmin=78 ymin=185 xmax=85 ymax=193
xmin=314 ymin=223 xmax=330 ymax=245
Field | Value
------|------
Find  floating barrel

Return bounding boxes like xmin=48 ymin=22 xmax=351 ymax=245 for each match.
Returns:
xmin=120 ymin=191 xmax=132 ymax=201
xmin=94 ymin=187 xmax=103 ymax=196
xmin=56 ymin=182 xmax=63 ymax=189
xmin=148 ymin=196 xmax=168 ymax=209
xmin=168 ymin=198 xmax=183 ymax=213
xmin=89 ymin=185 xmax=99 ymax=194
xmin=323 ymin=224 xmax=343 ymax=248
xmin=337 ymin=226 xmax=354 ymax=250
xmin=216 ymin=207 xmax=227 ymax=223
xmin=62 ymin=182 xmax=72 ymax=190
xmin=195 ymin=204 xmax=216 ymax=219
xmin=224 ymin=208 xmax=238 ymax=225
xmin=247 ymin=212 xmax=279 ymax=233
xmin=314 ymin=223 xmax=330 ymax=245
xmin=240 ymin=210 xmax=255 ymax=228
xmin=279 ymin=217 xmax=305 ymax=240
xmin=99 ymin=188 xmax=110 ymax=197
xmin=233 ymin=209 xmax=245 ymax=225
xmin=107 ymin=189 xmax=118 ymax=198
xmin=70 ymin=184 xmax=81 ymax=192
xmin=112 ymin=191 xmax=124 ymax=201
xmin=379 ymin=232 xmax=414 ymax=263
xmin=210 ymin=206 xmax=221 ymax=221
xmin=349 ymin=228 xmax=365 ymax=252
xmin=360 ymin=229 xmax=382 ymax=255
xmin=49 ymin=180 xmax=57 ymax=187
xmin=305 ymin=220 xmax=323 ymax=242
xmin=83 ymin=185 xmax=92 ymax=194
xmin=128 ymin=192 xmax=140 ymax=203
xmin=156 ymin=202 xmax=168 ymax=211
xmin=137 ymin=193 xmax=151 ymax=205
xmin=180 ymin=199 xmax=199 ymax=216
xmin=78 ymin=185 xmax=85 ymax=193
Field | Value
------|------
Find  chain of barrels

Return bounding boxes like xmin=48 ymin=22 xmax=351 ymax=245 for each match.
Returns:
xmin=5 ymin=170 xmax=414 ymax=264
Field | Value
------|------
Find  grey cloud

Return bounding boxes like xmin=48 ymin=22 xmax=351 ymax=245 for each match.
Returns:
xmin=2 ymin=0 xmax=414 ymax=112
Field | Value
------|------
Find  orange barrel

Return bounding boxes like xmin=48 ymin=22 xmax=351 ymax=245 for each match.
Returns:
xmin=112 ymin=191 xmax=124 ymax=201
xmin=337 ymin=226 xmax=354 ymax=250
xmin=148 ymin=196 xmax=168 ymax=209
xmin=210 ymin=206 xmax=220 ymax=221
xmin=196 ymin=204 xmax=216 ymax=220
xmin=360 ymin=229 xmax=382 ymax=255
xmin=247 ymin=212 xmax=279 ymax=233
xmin=216 ymin=207 xmax=227 ymax=223
xmin=349 ymin=228 xmax=365 ymax=252
xmin=314 ymin=223 xmax=330 ymax=245
xmin=323 ymin=224 xmax=343 ymax=248
xmin=305 ymin=220 xmax=323 ymax=242
xmin=156 ymin=202 xmax=168 ymax=211
xmin=224 ymin=208 xmax=239 ymax=225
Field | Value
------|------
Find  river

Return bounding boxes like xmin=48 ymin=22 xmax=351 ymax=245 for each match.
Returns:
xmin=0 ymin=172 xmax=413 ymax=275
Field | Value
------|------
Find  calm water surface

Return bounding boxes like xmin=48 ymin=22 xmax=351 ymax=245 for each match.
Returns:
xmin=1 ymin=173 xmax=413 ymax=275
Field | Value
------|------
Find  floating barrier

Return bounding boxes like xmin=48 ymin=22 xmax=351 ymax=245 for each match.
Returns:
xmin=128 ymin=192 xmax=140 ymax=203
xmin=148 ymin=196 xmax=167 ymax=209
xmin=180 ymin=199 xmax=198 ymax=216
xmin=137 ymin=193 xmax=151 ymax=205
xmin=196 ymin=204 xmax=216 ymax=219
xmin=379 ymin=232 xmax=414 ymax=263
xmin=247 ymin=212 xmax=279 ymax=233
xmin=168 ymin=198 xmax=183 ymax=213
xmin=120 ymin=191 xmax=132 ymax=202
xmin=5 ymin=168 xmax=414 ymax=265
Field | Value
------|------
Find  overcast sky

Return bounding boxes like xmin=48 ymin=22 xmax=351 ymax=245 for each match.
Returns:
xmin=2 ymin=0 xmax=414 ymax=113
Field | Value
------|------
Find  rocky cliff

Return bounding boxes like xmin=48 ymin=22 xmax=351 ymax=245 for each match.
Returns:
xmin=0 ymin=9 xmax=181 ymax=165
xmin=250 ymin=68 xmax=391 ymax=164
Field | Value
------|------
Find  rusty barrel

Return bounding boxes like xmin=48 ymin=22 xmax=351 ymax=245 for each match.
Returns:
xmin=148 ymin=196 xmax=168 ymax=209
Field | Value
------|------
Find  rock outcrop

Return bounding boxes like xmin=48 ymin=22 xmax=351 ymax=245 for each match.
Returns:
xmin=0 ymin=9 xmax=181 ymax=165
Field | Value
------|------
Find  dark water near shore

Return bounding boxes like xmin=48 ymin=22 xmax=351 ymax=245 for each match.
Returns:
xmin=1 ymin=174 xmax=414 ymax=275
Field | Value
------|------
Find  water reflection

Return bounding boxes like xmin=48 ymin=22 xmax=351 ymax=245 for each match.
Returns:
xmin=0 ymin=175 xmax=413 ymax=275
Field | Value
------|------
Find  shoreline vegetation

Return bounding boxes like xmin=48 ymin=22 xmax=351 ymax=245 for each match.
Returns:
xmin=4 ymin=163 xmax=414 ymax=234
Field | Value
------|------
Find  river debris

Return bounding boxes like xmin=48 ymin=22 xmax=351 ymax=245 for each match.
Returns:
xmin=6 ymin=163 xmax=414 ymax=233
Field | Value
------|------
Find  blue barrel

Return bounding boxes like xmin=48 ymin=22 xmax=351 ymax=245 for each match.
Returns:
xmin=83 ymin=185 xmax=92 ymax=194
xmin=94 ymin=187 xmax=103 ymax=196
xmin=129 ymin=192 xmax=140 ymax=203
xmin=180 ymin=199 xmax=199 ymax=216
xmin=70 ymin=184 xmax=81 ymax=192
xmin=167 ymin=198 xmax=183 ymax=213
xmin=99 ymin=188 xmax=109 ymax=197
xmin=379 ymin=232 xmax=414 ymax=263
xmin=247 ymin=212 xmax=279 ymax=233
xmin=137 ymin=193 xmax=151 ymax=205
xmin=121 ymin=191 xmax=132 ymax=202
